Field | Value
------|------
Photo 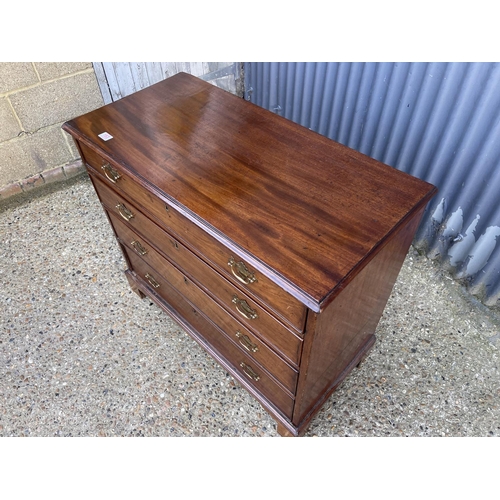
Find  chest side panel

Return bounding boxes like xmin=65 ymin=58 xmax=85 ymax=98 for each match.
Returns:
xmin=292 ymin=206 xmax=426 ymax=428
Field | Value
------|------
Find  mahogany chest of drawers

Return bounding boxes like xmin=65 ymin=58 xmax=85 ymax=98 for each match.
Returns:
xmin=62 ymin=72 xmax=437 ymax=436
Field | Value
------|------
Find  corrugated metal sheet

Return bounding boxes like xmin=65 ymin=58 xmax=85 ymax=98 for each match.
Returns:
xmin=93 ymin=62 xmax=242 ymax=104
xmin=244 ymin=62 xmax=500 ymax=308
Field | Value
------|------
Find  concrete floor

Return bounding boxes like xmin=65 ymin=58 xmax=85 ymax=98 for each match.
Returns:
xmin=1 ymin=174 xmax=499 ymax=437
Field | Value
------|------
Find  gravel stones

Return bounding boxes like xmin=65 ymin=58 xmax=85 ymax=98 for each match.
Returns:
xmin=1 ymin=177 xmax=499 ymax=436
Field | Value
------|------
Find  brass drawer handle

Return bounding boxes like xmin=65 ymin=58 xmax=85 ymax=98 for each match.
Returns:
xmin=101 ymin=163 xmax=121 ymax=183
xmin=145 ymin=273 xmax=160 ymax=289
xmin=232 ymin=295 xmax=258 ymax=320
xmin=116 ymin=203 xmax=134 ymax=221
xmin=240 ymin=362 xmax=260 ymax=382
xmin=228 ymin=256 xmax=257 ymax=285
xmin=236 ymin=331 xmax=259 ymax=353
xmin=131 ymin=240 xmax=147 ymax=256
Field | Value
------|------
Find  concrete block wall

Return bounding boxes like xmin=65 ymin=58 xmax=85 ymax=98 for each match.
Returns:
xmin=0 ymin=63 xmax=104 ymax=199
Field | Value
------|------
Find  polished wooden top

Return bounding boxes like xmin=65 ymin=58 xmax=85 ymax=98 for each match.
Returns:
xmin=63 ymin=72 xmax=436 ymax=311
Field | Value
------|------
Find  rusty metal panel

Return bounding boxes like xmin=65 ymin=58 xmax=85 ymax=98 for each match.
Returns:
xmin=244 ymin=62 xmax=500 ymax=307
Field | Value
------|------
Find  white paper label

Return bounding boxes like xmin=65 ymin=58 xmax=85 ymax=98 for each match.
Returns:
xmin=98 ymin=132 xmax=113 ymax=141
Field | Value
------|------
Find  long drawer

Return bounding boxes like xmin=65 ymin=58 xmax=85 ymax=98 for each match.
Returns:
xmin=114 ymin=212 xmax=299 ymax=393
xmin=80 ymin=142 xmax=307 ymax=333
xmin=126 ymin=247 xmax=295 ymax=418
xmin=112 ymin=210 xmax=302 ymax=371
xmin=91 ymin=172 xmax=303 ymax=366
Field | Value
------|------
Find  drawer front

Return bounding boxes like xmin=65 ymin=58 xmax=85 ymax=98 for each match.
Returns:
xmin=80 ymin=142 xmax=306 ymax=333
xmin=127 ymin=248 xmax=295 ymax=418
xmin=91 ymin=173 xmax=303 ymax=366
xmin=112 ymin=209 xmax=302 ymax=368
xmin=116 ymin=219 xmax=298 ymax=393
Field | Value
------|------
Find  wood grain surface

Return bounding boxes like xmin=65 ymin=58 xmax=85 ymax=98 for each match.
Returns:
xmin=82 ymin=150 xmax=307 ymax=332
